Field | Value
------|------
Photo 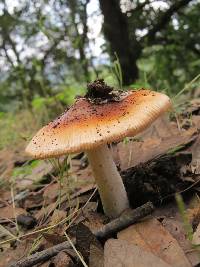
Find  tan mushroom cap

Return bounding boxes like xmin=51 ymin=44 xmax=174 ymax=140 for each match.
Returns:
xmin=26 ymin=89 xmax=171 ymax=158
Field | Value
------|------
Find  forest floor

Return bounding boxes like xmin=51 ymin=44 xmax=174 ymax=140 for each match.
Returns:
xmin=1 ymin=98 xmax=200 ymax=267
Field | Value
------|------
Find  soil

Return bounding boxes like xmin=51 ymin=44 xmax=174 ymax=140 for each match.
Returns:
xmin=85 ymin=79 xmax=124 ymax=104
xmin=122 ymin=153 xmax=193 ymax=208
xmin=86 ymin=79 xmax=114 ymax=99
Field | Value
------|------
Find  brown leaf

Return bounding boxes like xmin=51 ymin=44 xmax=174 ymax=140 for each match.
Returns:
xmin=162 ymin=217 xmax=200 ymax=267
xmin=76 ymin=223 xmax=102 ymax=261
xmin=51 ymin=251 xmax=74 ymax=267
xmin=113 ymin=117 xmax=197 ymax=170
xmin=0 ymin=205 xmax=26 ymax=219
xmin=89 ymin=243 xmax=104 ymax=267
xmin=190 ymin=135 xmax=200 ymax=174
xmin=104 ymin=239 xmax=173 ymax=267
xmin=70 ymin=184 xmax=96 ymax=199
xmin=192 ymin=223 xmax=200 ymax=245
xmin=43 ymin=183 xmax=59 ymax=205
xmin=0 ymin=190 xmax=11 ymax=202
xmin=50 ymin=209 xmax=67 ymax=226
xmin=0 ymin=239 xmax=33 ymax=267
xmin=38 ymin=261 xmax=51 ymax=267
xmin=43 ymin=233 xmax=66 ymax=246
xmin=23 ymin=193 xmax=43 ymax=210
xmin=117 ymin=218 xmax=191 ymax=267
xmin=83 ymin=209 xmax=106 ymax=233
xmin=35 ymin=202 xmax=56 ymax=222
xmin=49 ymin=209 xmax=67 ymax=235
xmin=0 ymin=148 xmax=27 ymax=181
xmin=16 ymin=160 xmax=53 ymax=190
xmin=192 ymin=115 xmax=200 ymax=129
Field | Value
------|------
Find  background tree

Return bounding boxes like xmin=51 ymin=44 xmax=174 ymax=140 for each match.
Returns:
xmin=0 ymin=0 xmax=91 ymax=108
xmin=99 ymin=0 xmax=200 ymax=85
xmin=0 ymin=0 xmax=200 ymax=111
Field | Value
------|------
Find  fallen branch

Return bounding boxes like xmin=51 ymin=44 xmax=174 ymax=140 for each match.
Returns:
xmin=95 ymin=201 xmax=154 ymax=239
xmin=9 ymin=241 xmax=73 ymax=267
xmin=9 ymin=201 xmax=154 ymax=267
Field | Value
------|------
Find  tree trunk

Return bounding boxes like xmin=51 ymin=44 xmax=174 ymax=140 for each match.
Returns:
xmin=99 ymin=0 xmax=141 ymax=85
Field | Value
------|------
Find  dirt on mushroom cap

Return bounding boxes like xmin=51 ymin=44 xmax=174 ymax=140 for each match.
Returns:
xmin=26 ymin=89 xmax=171 ymax=159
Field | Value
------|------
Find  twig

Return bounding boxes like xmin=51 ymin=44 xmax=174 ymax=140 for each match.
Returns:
xmin=9 ymin=240 xmax=73 ymax=267
xmin=95 ymin=201 xmax=154 ymax=239
xmin=9 ymin=202 xmax=154 ymax=267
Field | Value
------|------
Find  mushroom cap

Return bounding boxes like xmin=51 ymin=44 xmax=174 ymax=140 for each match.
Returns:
xmin=26 ymin=89 xmax=171 ymax=158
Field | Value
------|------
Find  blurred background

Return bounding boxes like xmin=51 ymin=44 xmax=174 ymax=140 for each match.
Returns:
xmin=0 ymin=0 xmax=200 ymax=149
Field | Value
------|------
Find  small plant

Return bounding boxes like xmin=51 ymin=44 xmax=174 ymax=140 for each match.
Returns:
xmin=175 ymin=193 xmax=193 ymax=241
xmin=111 ymin=53 xmax=123 ymax=89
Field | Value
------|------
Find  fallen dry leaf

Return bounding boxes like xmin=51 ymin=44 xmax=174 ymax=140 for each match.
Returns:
xmin=0 ymin=205 xmax=26 ymax=219
xmin=89 ymin=243 xmax=104 ymax=267
xmin=113 ymin=117 xmax=197 ymax=170
xmin=50 ymin=209 xmax=67 ymax=226
xmin=35 ymin=202 xmax=58 ymax=223
xmin=15 ymin=160 xmax=53 ymax=190
xmin=43 ymin=182 xmax=59 ymax=205
xmin=51 ymin=251 xmax=74 ymax=267
xmin=0 ymin=190 xmax=11 ymax=203
xmin=192 ymin=222 xmax=200 ymax=245
xmin=23 ymin=192 xmax=43 ymax=210
xmin=162 ymin=217 xmax=200 ymax=267
xmin=192 ymin=115 xmax=200 ymax=129
xmin=70 ymin=165 xmax=94 ymax=189
xmin=0 ymin=239 xmax=33 ymax=267
xmin=104 ymin=239 xmax=172 ymax=267
xmin=43 ymin=233 xmax=66 ymax=246
xmin=37 ymin=261 xmax=51 ymax=267
xmin=76 ymin=223 xmax=102 ymax=261
xmin=83 ymin=209 xmax=106 ymax=233
xmin=190 ymin=135 xmax=200 ymax=174
xmin=117 ymin=218 xmax=191 ymax=267
xmin=0 ymin=148 xmax=27 ymax=181
xmin=70 ymin=184 xmax=96 ymax=199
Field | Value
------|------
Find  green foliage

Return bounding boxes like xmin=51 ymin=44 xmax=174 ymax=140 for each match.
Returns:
xmin=0 ymin=113 xmax=23 ymax=149
xmin=55 ymin=85 xmax=85 ymax=105
xmin=137 ymin=44 xmax=200 ymax=96
xmin=111 ymin=53 xmax=123 ymax=89
xmin=134 ymin=2 xmax=200 ymax=95
xmin=0 ymin=0 xmax=91 ymax=110
xmin=12 ymin=160 xmax=40 ymax=179
xmin=175 ymin=193 xmax=193 ymax=241
xmin=0 ymin=82 xmax=85 ymax=150
xmin=0 ymin=0 xmax=199 ymax=109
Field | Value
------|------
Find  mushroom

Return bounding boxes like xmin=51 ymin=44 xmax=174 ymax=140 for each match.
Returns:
xmin=26 ymin=80 xmax=171 ymax=218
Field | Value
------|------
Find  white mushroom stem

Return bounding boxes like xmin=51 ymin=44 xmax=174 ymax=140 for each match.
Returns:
xmin=87 ymin=144 xmax=129 ymax=218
